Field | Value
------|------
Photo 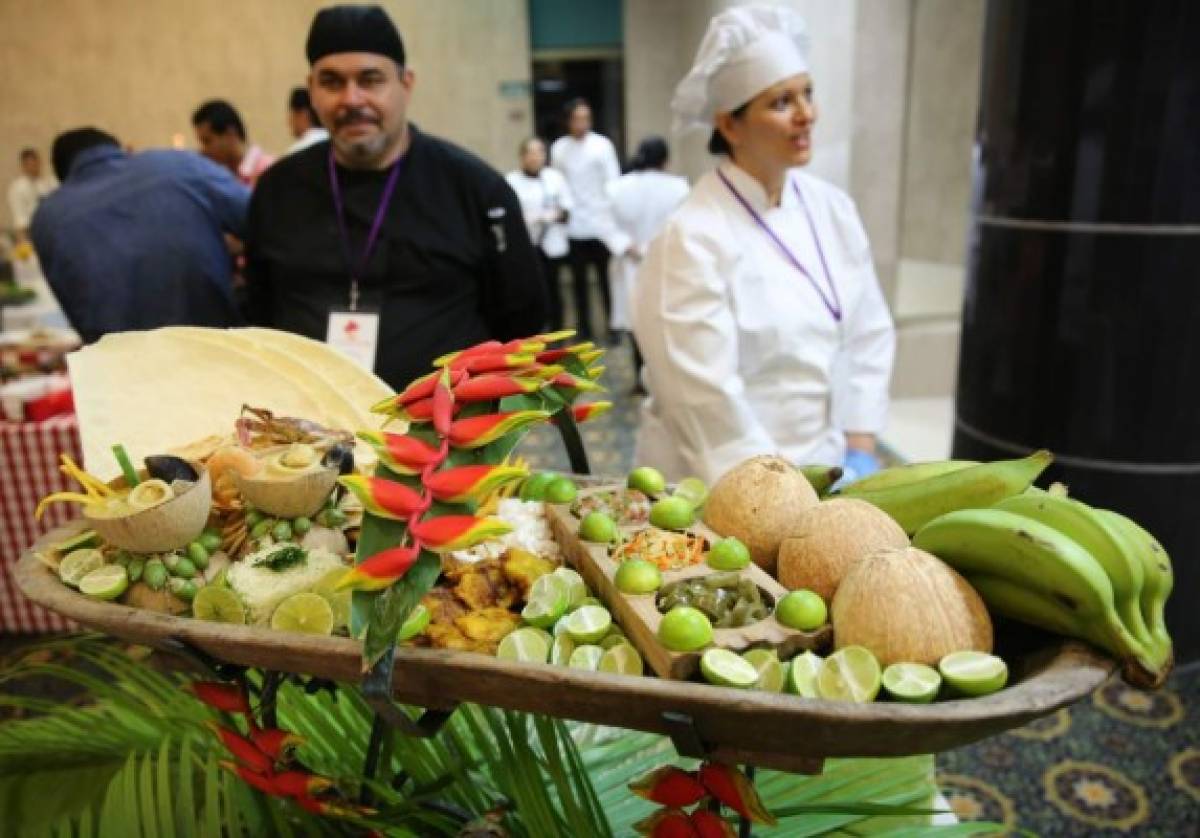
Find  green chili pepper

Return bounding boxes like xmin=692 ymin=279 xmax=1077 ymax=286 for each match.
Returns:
xmin=111 ymin=444 xmax=139 ymax=487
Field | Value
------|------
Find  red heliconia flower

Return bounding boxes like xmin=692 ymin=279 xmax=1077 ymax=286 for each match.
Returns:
xmin=338 ymin=475 xmax=427 ymax=521
xmin=585 ymin=364 xmax=606 ymax=380
xmin=422 ymin=464 xmax=528 ymax=504
xmin=452 ymin=373 xmax=544 ymax=402
xmin=371 ymin=369 xmax=467 ymax=415
xmin=248 ymin=726 xmax=304 ymax=762
xmin=294 ymin=795 xmax=377 ymax=818
xmin=449 ymin=352 xmax=539 ymax=375
xmin=697 ymin=763 xmax=777 ymax=826
xmin=579 ymin=348 xmax=605 ymax=366
xmin=628 ymin=766 xmax=707 ymax=808
xmin=209 ymin=722 xmax=274 ymax=774
xmin=570 ymin=401 xmax=613 ymax=424
xmin=447 ymin=410 xmax=551 ymax=449
xmin=433 ymin=339 xmax=504 ymax=367
xmin=432 ymin=367 xmax=455 ymax=436
xmin=221 ymin=760 xmax=284 ymax=796
xmin=398 ymin=395 xmax=465 ymax=424
xmin=409 ymin=515 xmax=513 ymax=553
xmin=334 ymin=545 xmax=421 ymax=592
xmin=192 ymin=681 xmax=251 ymax=715
xmin=357 ymin=431 xmax=441 ymax=476
xmin=688 ymin=810 xmax=736 ymax=838
xmin=271 ymin=770 xmax=335 ymax=797
xmin=548 ymin=372 xmax=603 ymax=392
xmin=633 ymin=808 xmax=699 ymax=837
xmin=534 ymin=340 xmax=594 ymax=364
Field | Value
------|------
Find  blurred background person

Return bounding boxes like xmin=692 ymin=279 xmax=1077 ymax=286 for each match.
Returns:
xmin=30 ymin=127 xmax=249 ymax=342
xmin=551 ymin=97 xmax=622 ymax=343
xmin=631 ymin=6 xmax=894 ymax=484
xmin=7 ymin=148 xmax=57 ymax=243
xmin=507 ymin=136 xmax=573 ymax=332
xmin=286 ymin=86 xmax=328 ymax=154
xmin=192 ymin=99 xmax=275 ymax=187
xmin=608 ymin=135 xmax=689 ymax=393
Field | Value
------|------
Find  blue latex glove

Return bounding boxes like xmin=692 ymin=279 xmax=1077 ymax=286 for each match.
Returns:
xmin=839 ymin=448 xmax=882 ymax=488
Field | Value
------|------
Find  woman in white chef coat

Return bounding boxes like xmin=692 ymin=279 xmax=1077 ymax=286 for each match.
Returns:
xmin=631 ymin=5 xmax=895 ymax=485
xmin=608 ymin=136 xmax=690 ymax=391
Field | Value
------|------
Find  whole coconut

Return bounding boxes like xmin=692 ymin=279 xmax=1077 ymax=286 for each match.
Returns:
xmin=777 ymin=498 xmax=909 ymax=601
xmin=702 ymin=455 xmax=818 ymax=574
xmin=831 ymin=546 xmax=992 ymax=666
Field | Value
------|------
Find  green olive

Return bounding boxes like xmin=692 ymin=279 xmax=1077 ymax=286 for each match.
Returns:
xmin=171 ymin=558 xmax=197 ymax=579
xmin=272 ymin=520 xmax=293 ymax=542
xmin=127 ymin=557 xmax=145 ymax=583
xmin=187 ymin=542 xmax=210 ymax=570
xmin=251 ymin=518 xmax=275 ymax=540
xmin=143 ymin=559 xmax=167 ymax=591
xmin=245 ymin=509 xmax=264 ymax=528
xmin=198 ymin=532 xmax=222 ymax=553
xmin=292 ymin=516 xmax=313 ymax=536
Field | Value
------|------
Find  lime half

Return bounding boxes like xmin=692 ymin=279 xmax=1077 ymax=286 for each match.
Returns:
xmin=882 ymin=662 xmax=942 ymax=703
xmin=312 ymin=567 xmax=352 ymax=629
xmin=522 ymin=574 xmax=570 ymax=629
xmin=77 ymin=564 xmax=128 ymax=600
xmin=599 ymin=642 xmax=643 ymax=676
xmin=270 ymin=593 xmax=334 ymax=635
xmin=551 ymin=566 xmax=588 ymax=608
xmin=786 ymin=651 xmax=822 ymax=698
xmin=497 ymin=627 xmax=552 ymax=663
xmin=700 ymin=648 xmax=759 ymax=689
xmin=550 ymin=634 xmax=576 ymax=667
xmin=568 ymin=644 xmax=604 ymax=671
xmin=743 ymin=648 xmax=784 ymax=692
xmin=818 ymin=646 xmax=881 ymax=703
xmin=938 ymin=651 xmax=1008 ymax=697
xmin=561 ymin=605 xmax=612 ymax=643
xmin=192 ymin=586 xmax=246 ymax=624
xmin=59 ymin=548 xmax=106 ymax=588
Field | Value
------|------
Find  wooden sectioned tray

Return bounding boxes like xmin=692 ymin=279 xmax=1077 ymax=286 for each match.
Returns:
xmin=16 ymin=519 xmax=1115 ymax=774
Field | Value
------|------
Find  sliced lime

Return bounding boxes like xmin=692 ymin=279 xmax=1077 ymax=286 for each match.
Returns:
xmin=743 ymin=648 xmax=784 ymax=692
xmin=398 ymin=604 xmax=432 ymax=642
xmin=550 ymin=634 xmax=576 ymax=666
xmin=786 ymin=651 xmax=822 ymax=697
xmin=59 ymin=548 xmax=106 ymax=588
xmin=522 ymin=573 xmax=570 ymax=629
xmin=568 ymin=644 xmax=604 ymax=671
xmin=561 ymin=604 xmax=612 ymax=643
xmin=311 ymin=567 xmax=352 ymax=629
xmin=497 ymin=627 xmax=552 ymax=663
xmin=192 ymin=586 xmax=246 ymax=624
xmin=882 ymin=662 xmax=942 ymax=703
xmin=700 ymin=648 xmax=759 ymax=689
xmin=600 ymin=633 xmax=630 ymax=650
xmin=270 ymin=592 xmax=334 ymax=635
xmin=938 ymin=651 xmax=1008 ymax=697
xmin=573 ymin=596 xmax=603 ymax=611
xmin=551 ymin=566 xmax=588 ymax=608
xmin=673 ymin=476 xmax=709 ymax=510
xmin=599 ymin=642 xmax=643 ymax=676
xmin=77 ymin=564 xmax=128 ymax=600
xmin=817 ymin=646 xmax=881 ymax=703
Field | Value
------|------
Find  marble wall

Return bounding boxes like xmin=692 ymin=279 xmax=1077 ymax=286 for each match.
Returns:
xmin=0 ymin=0 xmax=532 ymax=226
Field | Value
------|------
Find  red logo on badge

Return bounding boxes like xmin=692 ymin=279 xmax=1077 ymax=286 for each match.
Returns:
xmin=343 ymin=319 xmax=360 ymax=337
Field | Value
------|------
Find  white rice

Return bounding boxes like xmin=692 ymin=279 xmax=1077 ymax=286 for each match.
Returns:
xmin=450 ymin=498 xmax=561 ymax=564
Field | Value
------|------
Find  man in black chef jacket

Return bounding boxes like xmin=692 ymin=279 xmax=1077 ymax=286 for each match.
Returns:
xmin=244 ymin=5 xmax=546 ymax=389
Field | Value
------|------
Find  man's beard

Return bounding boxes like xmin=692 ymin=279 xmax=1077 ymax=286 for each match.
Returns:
xmin=332 ymin=109 xmax=400 ymax=169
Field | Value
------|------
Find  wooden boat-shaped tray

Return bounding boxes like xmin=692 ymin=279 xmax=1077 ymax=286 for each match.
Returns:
xmin=15 ymin=520 xmax=1115 ymax=774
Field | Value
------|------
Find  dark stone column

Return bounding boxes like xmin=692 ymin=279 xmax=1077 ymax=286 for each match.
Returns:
xmin=954 ymin=1 xmax=1200 ymax=660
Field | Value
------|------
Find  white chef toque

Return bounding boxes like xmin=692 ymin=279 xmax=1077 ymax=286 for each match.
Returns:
xmin=671 ymin=4 xmax=810 ymax=134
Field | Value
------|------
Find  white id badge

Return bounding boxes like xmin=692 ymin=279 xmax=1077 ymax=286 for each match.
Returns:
xmin=325 ymin=309 xmax=380 ymax=371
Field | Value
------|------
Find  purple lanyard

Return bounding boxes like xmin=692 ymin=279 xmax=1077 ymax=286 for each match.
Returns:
xmin=717 ymin=168 xmax=843 ymax=322
xmin=328 ymin=147 xmax=402 ymax=311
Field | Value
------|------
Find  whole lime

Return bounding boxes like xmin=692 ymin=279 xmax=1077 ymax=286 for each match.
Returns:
xmin=649 ymin=496 xmax=695 ymax=531
xmin=614 ymin=559 xmax=662 ymax=595
xmin=707 ymin=537 xmax=751 ymax=571
xmin=545 ymin=476 xmax=579 ymax=504
xmin=775 ymin=590 xmax=827 ymax=631
xmin=519 ymin=472 xmax=557 ymax=501
xmin=658 ymin=606 xmax=713 ymax=652
xmin=579 ymin=511 xmax=618 ymax=543
xmin=627 ymin=466 xmax=667 ymax=496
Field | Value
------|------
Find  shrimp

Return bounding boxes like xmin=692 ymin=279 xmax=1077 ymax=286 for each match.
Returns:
xmin=205 ymin=445 xmax=261 ymax=509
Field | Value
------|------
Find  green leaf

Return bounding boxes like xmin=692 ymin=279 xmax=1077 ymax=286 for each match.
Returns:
xmin=363 ymin=549 xmax=441 ymax=671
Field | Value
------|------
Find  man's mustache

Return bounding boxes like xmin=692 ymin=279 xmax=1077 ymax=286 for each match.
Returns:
xmin=335 ymin=109 xmax=379 ymax=128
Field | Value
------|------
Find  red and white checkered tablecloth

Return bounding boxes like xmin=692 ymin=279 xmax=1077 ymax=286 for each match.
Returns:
xmin=0 ymin=414 xmax=81 ymax=633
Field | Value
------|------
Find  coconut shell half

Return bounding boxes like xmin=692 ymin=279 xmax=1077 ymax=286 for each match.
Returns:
xmin=831 ymin=546 xmax=992 ymax=666
xmin=234 ymin=465 xmax=337 ymax=518
xmin=83 ymin=469 xmax=212 ymax=553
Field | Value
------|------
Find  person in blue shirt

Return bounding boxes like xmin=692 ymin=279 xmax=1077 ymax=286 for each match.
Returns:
xmin=30 ymin=127 xmax=250 ymax=343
